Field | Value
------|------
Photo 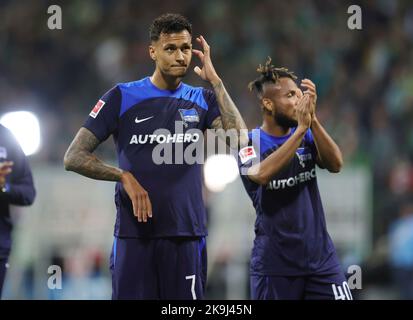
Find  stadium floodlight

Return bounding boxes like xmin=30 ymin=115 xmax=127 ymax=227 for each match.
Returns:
xmin=0 ymin=111 xmax=41 ymax=156
xmin=204 ymin=154 xmax=239 ymax=192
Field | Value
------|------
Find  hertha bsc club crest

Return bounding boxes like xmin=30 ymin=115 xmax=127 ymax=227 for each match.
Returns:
xmin=178 ymin=108 xmax=199 ymax=127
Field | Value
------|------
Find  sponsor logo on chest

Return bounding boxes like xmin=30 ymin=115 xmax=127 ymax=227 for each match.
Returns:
xmin=266 ymin=168 xmax=317 ymax=190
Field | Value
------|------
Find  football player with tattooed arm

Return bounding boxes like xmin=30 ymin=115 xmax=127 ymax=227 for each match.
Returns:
xmin=63 ymin=13 xmax=247 ymax=300
xmin=238 ymin=58 xmax=352 ymax=300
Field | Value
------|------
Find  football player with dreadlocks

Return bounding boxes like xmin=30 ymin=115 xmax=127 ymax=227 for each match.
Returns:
xmin=238 ymin=57 xmax=352 ymax=300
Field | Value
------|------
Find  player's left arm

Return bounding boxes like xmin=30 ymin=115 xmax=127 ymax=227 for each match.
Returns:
xmin=301 ymin=79 xmax=343 ymax=173
xmin=193 ymin=35 xmax=248 ymax=148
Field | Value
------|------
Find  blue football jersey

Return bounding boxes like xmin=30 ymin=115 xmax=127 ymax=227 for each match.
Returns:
xmin=239 ymin=127 xmax=341 ymax=276
xmin=83 ymin=77 xmax=221 ymax=238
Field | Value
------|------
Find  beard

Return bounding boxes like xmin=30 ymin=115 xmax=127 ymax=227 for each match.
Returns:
xmin=274 ymin=111 xmax=298 ymax=128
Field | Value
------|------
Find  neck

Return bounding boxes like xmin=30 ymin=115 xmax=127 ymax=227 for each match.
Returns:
xmin=261 ymin=115 xmax=291 ymax=137
xmin=150 ymin=69 xmax=182 ymax=90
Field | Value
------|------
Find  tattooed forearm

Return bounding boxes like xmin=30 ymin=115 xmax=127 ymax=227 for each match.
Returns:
xmin=212 ymin=80 xmax=246 ymax=131
xmin=63 ymin=127 xmax=123 ymax=181
xmin=211 ymin=80 xmax=248 ymax=147
xmin=210 ymin=116 xmax=238 ymax=149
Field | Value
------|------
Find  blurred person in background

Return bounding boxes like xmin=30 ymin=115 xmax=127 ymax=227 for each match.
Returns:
xmin=238 ymin=58 xmax=350 ymax=300
xmin=389 ymin=201 xmax=413 ymax=299
xmin=64 ymin=13 xmax=247 ymax=299
xmin=0 ymin=124 xmax=36 ymax=298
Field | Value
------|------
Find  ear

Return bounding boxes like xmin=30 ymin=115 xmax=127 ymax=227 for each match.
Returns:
xmin=149 ymin=45 xmax=156 ymax=61
xmin=261 ymin=98 xmax=274 ymax=114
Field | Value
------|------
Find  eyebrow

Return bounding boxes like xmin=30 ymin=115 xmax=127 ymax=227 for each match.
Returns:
xmin=163 ymin=42 xmax=192 ymax=48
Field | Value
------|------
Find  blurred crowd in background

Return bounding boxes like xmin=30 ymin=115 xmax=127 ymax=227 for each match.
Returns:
xmin=1 ymin=0 xmax=413 ymax=299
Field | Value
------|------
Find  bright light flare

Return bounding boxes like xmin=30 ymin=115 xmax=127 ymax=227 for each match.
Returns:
xmin=204 ymin=154 xmax=239 ymax=192
xmin=0 ymin=111 xmax=41 ymax=156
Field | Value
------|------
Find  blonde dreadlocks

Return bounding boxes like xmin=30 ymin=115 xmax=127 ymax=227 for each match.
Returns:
xmin=248 ymin=57 xmax=297 ymax=99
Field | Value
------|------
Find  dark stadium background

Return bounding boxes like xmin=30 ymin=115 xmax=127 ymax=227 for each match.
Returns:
xmin=1 ymin=0 xmax=412 ymax=299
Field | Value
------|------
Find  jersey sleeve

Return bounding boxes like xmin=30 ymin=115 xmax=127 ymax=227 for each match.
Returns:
xmin=83 ymin=86 xmax=121 ymax=142
xmin=202 ymin=89 xmax=221 ymax=130
xmin=237 ymin=136 xmax=260 ymax=191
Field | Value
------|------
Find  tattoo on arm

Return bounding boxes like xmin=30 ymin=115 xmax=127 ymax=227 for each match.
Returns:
xmin=211 ymin=116 xmax=223 ymax=130
xmin=210 ymin=116 xmax=232 ymax=147
xmin=63 ymin=127 xmax=123 ymax=182
xmin=211 ymin=81 xmax=248 ymax=148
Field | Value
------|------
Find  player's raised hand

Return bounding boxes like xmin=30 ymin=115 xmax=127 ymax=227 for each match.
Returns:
xmin=296 ymin=94 xmax=312 ymax=130
xmin=192 ymin=35 xmax=221 ymax=86
xmin=0 ymin=161 xmax=13 ymax=176
xmin=120 ymin=171 xmax=152 ymax=223
xmin=0 ymin=161 xmax=13 ymax=187
xmin=301 ymin=79 xmax=317 ymax=120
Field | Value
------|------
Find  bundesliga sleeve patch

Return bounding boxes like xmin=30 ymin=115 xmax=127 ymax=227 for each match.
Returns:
xmin=89 ymin=100 xmax=105 ymax=118
xmin=239 ymin=146 xmax=257 ymax=164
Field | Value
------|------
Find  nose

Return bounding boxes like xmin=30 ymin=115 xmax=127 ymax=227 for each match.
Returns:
xmin=297 ymin=88 xmax=303 ymax=99
xmin=176 ymin=49 xmax=185 ymax=63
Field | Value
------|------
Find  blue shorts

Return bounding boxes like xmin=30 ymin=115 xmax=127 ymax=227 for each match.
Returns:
xmin=251 ymin=267 xmax=353 ymax=300
xmin=110 ymin=236 xmax=207 ymax=300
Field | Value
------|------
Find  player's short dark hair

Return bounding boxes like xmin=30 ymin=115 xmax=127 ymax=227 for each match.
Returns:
xmin=149 ymin=13 xmax=192 ymax=42
xmin=248 ymin=57 xmax=297 ymax=99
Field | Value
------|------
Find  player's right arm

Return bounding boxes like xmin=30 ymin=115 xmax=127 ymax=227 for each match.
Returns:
xmin=63 ymin=127 xmax=122 ymax=181
xmin=64 ymin=128 xmax=152 ymax=222
xmin=246 ymin=95 xmax=312 ymax=185
xmin=63 ymin=86 xmax=152 ymax=223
